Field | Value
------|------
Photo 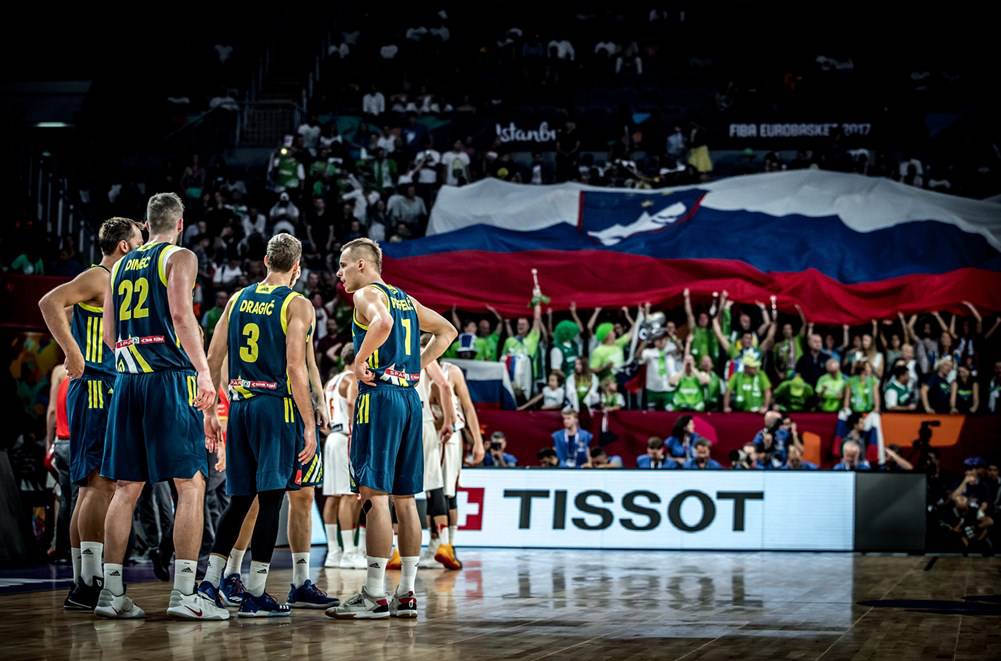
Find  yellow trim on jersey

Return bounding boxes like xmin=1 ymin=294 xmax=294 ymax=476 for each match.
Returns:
xmin=303 ymin=456 xmax=317 ymax=483
xmin=367 ymin=350 xmax=379 ymax=370
xmin=226 ymin=288 xmax=244 ymax=324
xmin=356 ymin=393 xmax=371 ymax=424
xmin=279 ymin=291 xmax=300 ymax=334
xmin=231 ymin=383 xmax=254 ymax=400
xmin=98 ymin=382 xmax=104 ymax=408
xmin=255 ymin=282 xmax=281 ymax=294
xmin=353 ymin=307 xmax=369 ymax=331
xmin=186 ymin=375 xmax=197 ymax=406
xmin=109 ymin=256 xmax=124 ymax=291
xmin=128 ymin=344 xmax=154 ymax=373
xmin=137 ymin=241 xmax=162 ymax=253
xmin=157 ymin=245 xmax=180 ymax=286
xmin=77 ymin=301 xmax=103 ymax=314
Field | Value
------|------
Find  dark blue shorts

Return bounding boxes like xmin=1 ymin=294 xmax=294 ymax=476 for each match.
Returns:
xmin=350 ymin=386 xmax=423 ymax=496
xmin=67 ymin=373 xmax=114 ymax=486
xmin=299 ymin=425 xmax=324 ymax=488
xmin=225 ymin=395 xmax=303 ymax=496
xmin=101 ymin=370 xmax=207 ymax=483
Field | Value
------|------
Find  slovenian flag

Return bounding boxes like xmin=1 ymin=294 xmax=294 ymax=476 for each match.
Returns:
xmin=382 ymin=171 xmax=1001 ymax=323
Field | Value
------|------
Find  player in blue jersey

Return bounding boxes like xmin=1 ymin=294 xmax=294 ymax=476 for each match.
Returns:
xmin=96 ymin=193 xmax=228 ymax=621
xmin=38 ymin=217 xmax=143 ymax=610
xmin=327 ymin=238 xmax=457 ymax=620
xmin=197 ymin=233 xmax=323 ymax=617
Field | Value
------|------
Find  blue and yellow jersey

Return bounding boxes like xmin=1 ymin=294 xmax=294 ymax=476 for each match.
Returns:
xmin=351 ymin=282 xmax=421 ymax=392
xmin=70 ymin=265 xmax=115 ymax=377
xmin=226 ymin=282 xmax=302 ymax=401
xmin=109 ymin=242 xmax=193 ymax=374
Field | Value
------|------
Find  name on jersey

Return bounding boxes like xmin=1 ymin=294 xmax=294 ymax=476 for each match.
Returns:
xmin=389 ymin=297 xmax=414 ymax=312
xmin=239 ymin=299 xmax=276 ymax=316
xmin=122 ymin=256 xmax=153 ymax=272
xmin=115 ymin=335 xmax=166 ymax=348
xmin=229 ymin=377 xmax=279 ymax=390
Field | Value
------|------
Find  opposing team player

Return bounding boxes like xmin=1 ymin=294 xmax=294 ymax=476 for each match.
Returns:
xmin=327 ymin=238 xmax=456 ymax=620
xmin=96 ymin=194 xmax=226 ymax=620
xmin=38 ymin=217 xmax=143 ymax=609
xmin=435 ymin=360 xmax=485 ymax=568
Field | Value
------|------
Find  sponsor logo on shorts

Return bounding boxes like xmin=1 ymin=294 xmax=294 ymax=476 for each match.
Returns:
xmin=115 ymin=335 xmax=165 ymax=348
xmin=229 ymin=378 xmax=278 ymax=390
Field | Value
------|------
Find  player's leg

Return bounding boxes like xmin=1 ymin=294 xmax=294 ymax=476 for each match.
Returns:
xmin=68 ymin=489 xmax=82 ymax=584
xmin=152 ymin=371 xmax=226 ymax=620
xmin=94 ymin=374 xmax=147 ymax=618
xmin=338 ymin=493 xmax=365 ymax=569
xmin=436 ymin=434 xmax=464 ymax=570
xmin=218 ymin=496 xmax=257 ymax=606
xmin=75 ymin=473 xmax=113 ymax=602
xmin=200 ymin=494 xmax=255 ymax=600
xmin=286 ymin=485 xmax=338 ymax=608
xmin=390 ymin=495 xmax=421 ymax=617
xmin=321 ymin=431 xmax=341 ymax=567
xmin=238 ymin=489 xmax=292 ymax=617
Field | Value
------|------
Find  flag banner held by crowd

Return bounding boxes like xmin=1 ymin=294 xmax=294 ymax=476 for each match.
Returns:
xmin=382 ymin=172 xmax=1001 ymax=323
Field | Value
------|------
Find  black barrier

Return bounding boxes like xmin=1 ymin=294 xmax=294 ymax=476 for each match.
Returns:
xmin=854 ymin=472 xmax=927 ymax=553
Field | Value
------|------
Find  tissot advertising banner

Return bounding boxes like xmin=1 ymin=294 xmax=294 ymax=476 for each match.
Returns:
xmin=455 ymin=470 xmax=854 ymax=551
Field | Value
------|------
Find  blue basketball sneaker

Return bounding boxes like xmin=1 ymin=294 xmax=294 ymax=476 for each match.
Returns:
xmin=287 ymin=580 xmax=340 ymax=609
xmin=220 ymin=573 xmax=246 ymax=608
xmin=195 ymin=580 xmax=229 ymax=610
xmin=238 ymin=591 xmax=292 ymax=618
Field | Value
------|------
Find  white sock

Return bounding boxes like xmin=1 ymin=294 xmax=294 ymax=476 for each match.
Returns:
xmin=324 ymin=524 xmax=339 ymax=551
xmin=449 ymin=526 xmax=457 ymax=547
xmin=71 ymin=547 xmax=82 ymax=585
xmin=392 ymin=534 xmax=398 ymax=554
xmin=292 ymin=552 xmax=310 ymax=587
xmin=80 ymin=541 xmax=103 ymax=586
xmin=398 ymin=557 xmax=419 ymax=595
xmin=428 ymin=536 xmax=441 ymax=555
xmin=437 ymin=525 xmax=450 ymax=546
xmin=174 ymin=559 xmax=197 ymax=595
xmin=103 ymin=563 xmax=124 ymax=596
xmin=342 ymin=528 xmax=356 ymax=555
xmin=225 ymin=548 xmax=245 ymax=577
xmin=247 ymin=561 xmax=270 ymax=597
xmin=358 ymin=527 xmax=367 ymax=554
xmin=365 ymin=556 xmax=387 ymax=596
xmin=205 ymin=554 xmax=226 ymax=588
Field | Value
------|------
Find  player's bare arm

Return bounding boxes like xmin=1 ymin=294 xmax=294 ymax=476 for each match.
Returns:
xmin=449 ymin=366 xmax=484 ymax=464
xmin=166 ymin=248 xmax=214 ymax=411
xmin=305 ymin=313 xmax=329 ymax=431
xmin=427 ymin=358 xmax=454 ymax=441
xmin=286 ymin=295 xmax=317 ymax=463
xmin=353 ymin=285 xmax=394 ymax=386
xmin=39 ymin=267 xmax=108 ymax=379
xmin=204 ymin=295 xmax=239 ymax=448
xmin=411 ymin=297 xmax=457 ymax=369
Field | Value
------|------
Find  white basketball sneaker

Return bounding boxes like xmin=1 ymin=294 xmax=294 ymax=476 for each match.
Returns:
xmin=339 ymin=550 xmax=367 ymax=570
xmin=324 ymin=549 xmax=342 ymax=568
xmin=417 ymin=543 xmax=440 ymax=569
xmin=166 ymin=589 xmax=231 ymax=621
xmin=94 ymin=589 xmax=145 ymax=619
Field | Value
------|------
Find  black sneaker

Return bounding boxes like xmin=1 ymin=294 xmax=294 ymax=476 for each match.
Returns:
xmin=65 ymin=579 xmax=102 ymax=611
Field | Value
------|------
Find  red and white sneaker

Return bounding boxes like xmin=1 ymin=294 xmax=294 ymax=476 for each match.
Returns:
xmin=390 ymin=590 xmax=417 ymax=618
xmin=325 ymin=586 xmax=390 ymax=620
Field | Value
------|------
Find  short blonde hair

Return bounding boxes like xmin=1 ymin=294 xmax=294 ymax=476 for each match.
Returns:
xmin=341 ymin=237 xmax=383 ymax=272
xmin=146 ymin=192 xmax=185 ymax=233
xmin=266 ymin=233 xmax=302 ymax=273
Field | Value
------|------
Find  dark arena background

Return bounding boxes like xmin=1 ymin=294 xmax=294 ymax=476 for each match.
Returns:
xmin=1 ymin=8 xmax=1000 ymax=661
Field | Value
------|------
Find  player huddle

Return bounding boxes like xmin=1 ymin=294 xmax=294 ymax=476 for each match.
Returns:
xmin=39 ymin=192 xmax=481 ymax=622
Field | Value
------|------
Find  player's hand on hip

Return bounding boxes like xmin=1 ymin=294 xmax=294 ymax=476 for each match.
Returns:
xmin=299 ymin=426 xmax=317 ymax=464
xmin=439 ymin=424 xmax=453 ymax=442
xmin=194 ymin=371 xmax=216 ymax=411
xmin=353 ymin=360 xmax=376 ymax=387
xmin=214 ymin=443 xmax=227 ymax=472
xmin=65 ymin=347 xmax=85 ymax=379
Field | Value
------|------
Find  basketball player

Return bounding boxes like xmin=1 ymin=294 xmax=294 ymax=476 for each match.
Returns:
xmin=198 ymin=233 xmax=319 ymax=617
xmin=415 ymin=333 xmax=457 ymax=569
xmin=436 ymin=360 xmax=485 ymax=569
xmin=327 ymin=238 xmax=456 ymax=620
xmin=322 ymin=346 xmax=369 ymax=570
xmin=96 ymin=194 xmax=227 ymax=620
xmin=38 ymin=217 xmax=143 ymax=610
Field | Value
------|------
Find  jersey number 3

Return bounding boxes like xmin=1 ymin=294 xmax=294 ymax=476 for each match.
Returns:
xmin=241 ymin=323 xmax=260 ymax=362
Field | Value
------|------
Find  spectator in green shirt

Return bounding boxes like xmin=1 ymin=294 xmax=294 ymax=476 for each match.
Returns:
xmin=201 ymin=290 xmax=229 ymax=346
xmin=684 ymin=288 xmax=720 ymax=364
xmin=773 ymin=305 xmax=807 ymax=378
xmin=724 ymin=355 xmax=772 ymax=412
xmin=815 ymin=359 xmax=847 ymax=413
xmin=589 ymin=319 xmax=633 ymax=380
xmin=844 ymin=360 xmax=880 ymax=414
xmin=773 ymin=370 xmax=815 ymax=412
xmin=714 ymin=306 xmax=775 ymax=375
xmin=503 ymin=302 xmax=543 ymax=399
xmin=700 ymin=355 xmax=725 ymax=411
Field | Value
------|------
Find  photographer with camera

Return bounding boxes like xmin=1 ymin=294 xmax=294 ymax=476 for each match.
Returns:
xmin=751 ymin=411 xmax=800 ymax=465
xmin=482 ymin=432 xmax=518 ymax=468
xmin=940 ymin=493 xmax=994 ymax=555
xmin=833 ymin=440 xmax=871 ymax=471
xmin=782 ymin=445 xmax=818 ymax=470
xmin=683 ymin=439 xmax=722 ymax=470
xmin=636 ymin=436 xmax=676 ymax=469
xmin=732 ymin=441 xmax=766 ymax=470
